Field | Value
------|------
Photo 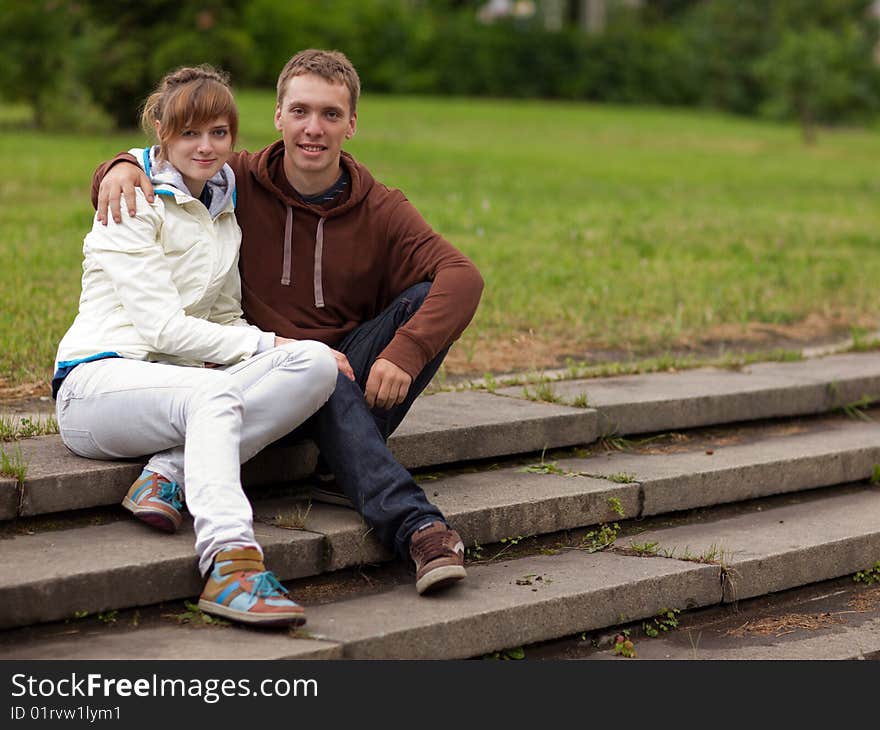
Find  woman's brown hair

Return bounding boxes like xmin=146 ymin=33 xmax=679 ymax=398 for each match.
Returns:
xmin=140 ymin=65 xmax=238 ymax=158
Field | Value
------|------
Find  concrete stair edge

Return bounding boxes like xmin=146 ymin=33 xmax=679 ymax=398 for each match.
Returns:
xmin=3 ymin=485 xmax=880 ymax=659
xmin=3 ymin=424 xmax=880 ymax=631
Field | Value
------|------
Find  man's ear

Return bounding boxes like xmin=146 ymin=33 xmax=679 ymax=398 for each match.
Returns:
xmin=274 ymin=105 xmax=283 ymax=132
xmin=345 ymin=112 xmax=357 ymax=140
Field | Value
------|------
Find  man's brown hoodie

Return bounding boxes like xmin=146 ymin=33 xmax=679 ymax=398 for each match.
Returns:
xmin=93 ymin=141 xmax=484 ymax=379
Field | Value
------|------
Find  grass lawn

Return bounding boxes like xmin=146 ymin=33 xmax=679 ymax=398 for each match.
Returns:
xmin=3 ymin=90 xmax=880 ymax=394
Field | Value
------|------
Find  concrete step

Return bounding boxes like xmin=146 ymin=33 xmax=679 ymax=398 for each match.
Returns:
xmin=498 ymin=352 xmax=880 ymax=435
xmin=8 ymin=351 xmax=880 ymax=523
xmin=2 ymin=412 xmax=879 ymax=631
xmin=526 ymin=575 xmax=880 ymax=660
xmin=2 ymin=391 xmax=596 ymax=521
xmin=3 ymin=484 xmax=879 ymax=659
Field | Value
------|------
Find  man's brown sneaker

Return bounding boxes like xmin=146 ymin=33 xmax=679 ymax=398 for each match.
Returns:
xmin=409 ymin=521 xmax=467 ymax=595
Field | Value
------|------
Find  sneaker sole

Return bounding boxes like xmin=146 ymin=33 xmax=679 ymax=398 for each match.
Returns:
xmin=309 ymin=486 xmax=356 ymax=510
xmin=197 ymin=599 xmax=307 ymax=627
xmin=122 ymin=496 xmax=180 ymax=533
xmin=415 ymin=565 xmax=467 ymax=595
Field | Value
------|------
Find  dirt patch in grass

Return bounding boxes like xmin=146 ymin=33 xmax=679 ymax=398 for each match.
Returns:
xmin=0 ymin=379 xmax=51 ymax=405
xmin=446 ymin=312 xmax=870 ymax=376
xmin=3 ymin=312 xmax=871 ymax=406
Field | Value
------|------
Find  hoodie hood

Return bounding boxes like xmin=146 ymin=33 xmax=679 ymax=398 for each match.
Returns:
xmin=134 ymin=146 xmax=236 ymax=219
xmin=249 ymin=141 xmax=374 ymax=217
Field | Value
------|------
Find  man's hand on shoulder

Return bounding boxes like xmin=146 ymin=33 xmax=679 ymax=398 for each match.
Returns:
xmin=365 ymin=358 xmax=412 ymax=411
xmin=97 ymin=162 xmax=154 ymax=225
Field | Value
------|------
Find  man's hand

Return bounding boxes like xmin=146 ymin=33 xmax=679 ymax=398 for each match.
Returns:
xmin=97 ymin=162 xmax=154 ymax=225
xmin=331 ymin=349 xmax=356 ymax=382
xmin=365 ymin=358 xmax=412 ymax=410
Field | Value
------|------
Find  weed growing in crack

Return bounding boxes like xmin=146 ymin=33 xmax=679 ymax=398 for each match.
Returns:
xmin=628 ymin=540 xmax=660 ymax=556
xmin=522 ymin=381 xmax=562 ymax=404
xmin=268 ymin=501 xmax=312 ymax=530
xmin=599 ymin=435 xmax=632 ymax=451
xmin=571 ymin=392 xmax=590 ymax=408
xmin=483 ymin=646 xmax=525 ymax=660
xmin=580 ymin=523 xmax=620 ymax=552
xmin=842 ymin=395 xmax=876 ymax=421
xmin=97 ymin=610 xmax=119 ymax=625
xmin=0 ymin=443 xmax=28 ymax=483
xmin=611 ymin=630 xmax=636 ymax=658
xmin=466 ymin=541 xmax=484 ymax=561
xmin=0 ymin=414 xmax=59 ymax=441
xmin=164 ymin=601 xmax=229 ymax=627
xmin=607 ymin=496 xmax=625 ymax=518
xmin=854 ymin=561 xmax=880 ymax=584
xmin=606 ymin=472 xmax=637 ymax=484
xmin=520 ymin=460 xmax=567 ymax=475
xmin=643 ymin=608 xmax=680 ymax=637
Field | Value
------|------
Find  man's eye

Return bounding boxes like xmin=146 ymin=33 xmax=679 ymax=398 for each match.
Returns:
xmin=326 ymin=111 xmax=339 ymax=120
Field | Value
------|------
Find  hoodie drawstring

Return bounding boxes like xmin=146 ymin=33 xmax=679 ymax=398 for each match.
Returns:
xmin=314 ymin=218 xmax=325 ymax=308
xmin=281 ymin=206 xmax=326 ymax=309
xmin=281 ymin=206 xmax=293 ymax=286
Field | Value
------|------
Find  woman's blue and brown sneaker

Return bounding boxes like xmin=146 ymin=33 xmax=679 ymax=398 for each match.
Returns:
xmin=122 ymin=469 xmax=184 ymax=533
xmin=198 ymin=547 xmax=306 ymax=627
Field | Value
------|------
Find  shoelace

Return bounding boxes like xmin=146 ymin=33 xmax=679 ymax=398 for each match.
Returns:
xmin=157 ymin=480 xmax=183 ymax=511
xmin=412 ymin=531 xmax=453 ymax=562
xmin=248 ymin=571 xmax=290 ymax=599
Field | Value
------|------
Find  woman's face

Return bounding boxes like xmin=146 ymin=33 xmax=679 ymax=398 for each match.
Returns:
xmin=162 ymin=116 xmax=233 ymax=196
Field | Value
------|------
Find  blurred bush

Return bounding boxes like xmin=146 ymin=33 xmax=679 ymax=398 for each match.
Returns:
xmin=2 ymin=0 xmax=879 ymax=130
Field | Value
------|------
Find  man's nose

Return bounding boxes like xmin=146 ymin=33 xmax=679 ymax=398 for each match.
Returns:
xmin=303 ymin=113 xmax=323 ymax=136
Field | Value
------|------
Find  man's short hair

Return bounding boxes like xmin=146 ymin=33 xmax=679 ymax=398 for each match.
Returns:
xmin=276 ymin=49 xmax=361 ymax=114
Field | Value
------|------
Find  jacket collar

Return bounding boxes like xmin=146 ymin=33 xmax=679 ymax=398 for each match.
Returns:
xmin=134 ymin=146 xmax=236 ymax=218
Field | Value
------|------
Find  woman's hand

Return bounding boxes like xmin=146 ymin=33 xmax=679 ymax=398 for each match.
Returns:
xmin=330 ymin=349 xmax=355 ymax=381
xmin=275 ymin=338 xmax=355 ymax=381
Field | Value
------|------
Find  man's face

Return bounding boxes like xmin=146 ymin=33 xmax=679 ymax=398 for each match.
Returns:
xmin=274 ymin=73 xmax=357 ymax=189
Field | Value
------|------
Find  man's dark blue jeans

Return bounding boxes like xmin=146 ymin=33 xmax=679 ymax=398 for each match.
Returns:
xmin=285 ymin=282 xmax=448 ymax=558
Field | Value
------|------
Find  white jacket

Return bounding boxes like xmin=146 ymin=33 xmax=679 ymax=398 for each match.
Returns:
xmin=56 ymin=161 xmax=272 ymax=369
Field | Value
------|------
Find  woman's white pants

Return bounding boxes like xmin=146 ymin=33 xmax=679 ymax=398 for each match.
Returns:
xmin=55 ymin=342 xmax=338 ymax=574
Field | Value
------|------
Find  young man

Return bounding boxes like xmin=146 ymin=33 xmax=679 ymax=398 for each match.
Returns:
xmin=93 ymin=50 xmax=483 ymax=596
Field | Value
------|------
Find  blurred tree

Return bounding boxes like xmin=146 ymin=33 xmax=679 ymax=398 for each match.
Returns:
xmin=757 ymin=24 xmax=877 ymax=142
xmin=78 ymin=0 xmax=253 ymax=127
xmin=637 ymin=0 xmax=700 ymax=22
xmin=3 ymin=0 xmax=880 ymax=130
xmin=244 ymin=0 xmax=436 ymax=94
xmin=679 ymin=0 xmax=880 ymax=123
xmin=0 ymin=0 xmax=109 ymax=130
xmin=0 ymin=0 xmax=68 ymax=123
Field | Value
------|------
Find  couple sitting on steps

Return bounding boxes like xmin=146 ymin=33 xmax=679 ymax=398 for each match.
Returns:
xmin=53 ymin=50 xmax=483 ymax=627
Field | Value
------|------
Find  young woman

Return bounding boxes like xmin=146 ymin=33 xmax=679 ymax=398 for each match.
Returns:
xmin=53 ymin=66 xmax=338 ymax=627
